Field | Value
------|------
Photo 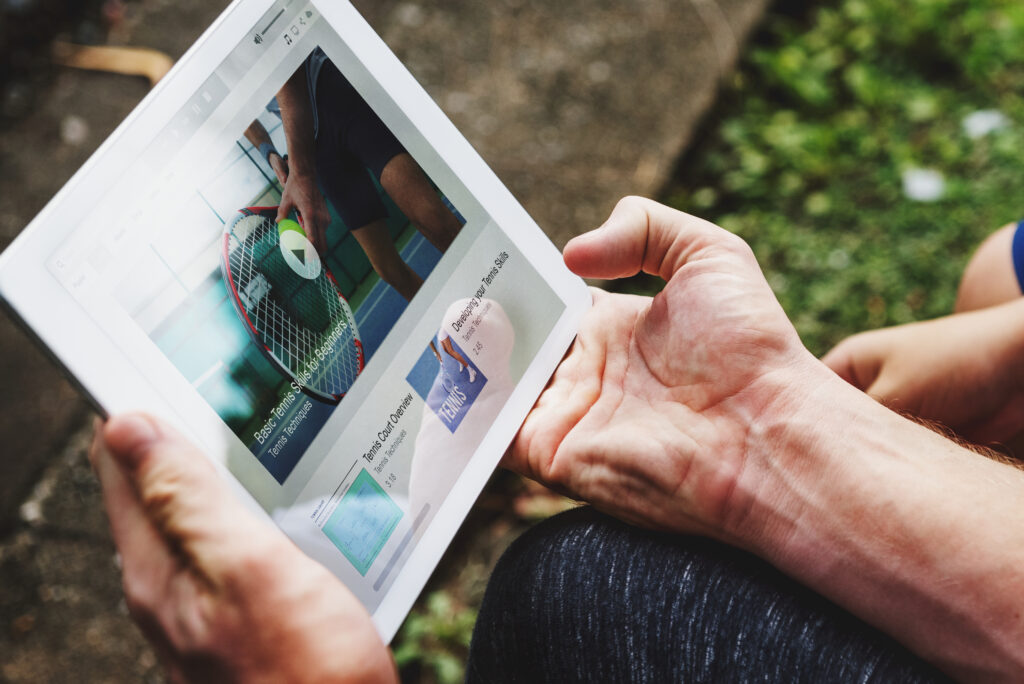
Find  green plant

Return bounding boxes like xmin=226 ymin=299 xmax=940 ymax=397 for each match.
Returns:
xmin=657 ymin=0 xmax=1024 ymax=354
xmin=392 ymin=590 xmax=477 ymax=683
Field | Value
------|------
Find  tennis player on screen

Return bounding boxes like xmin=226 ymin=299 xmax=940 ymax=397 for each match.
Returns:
xmin=248 ymin=47 xmax=463 ymax=303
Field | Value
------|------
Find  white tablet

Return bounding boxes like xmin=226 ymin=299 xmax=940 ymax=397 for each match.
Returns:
xmin=0 ymin=0 xmax=589 ymax=640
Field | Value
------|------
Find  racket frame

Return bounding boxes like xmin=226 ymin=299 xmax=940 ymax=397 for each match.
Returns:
xmin=221 ymin=205 xmax=364 ymax=405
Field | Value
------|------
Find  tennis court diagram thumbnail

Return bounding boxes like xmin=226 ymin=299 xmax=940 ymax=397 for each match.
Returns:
xmin=406 ymin=337 xmax=486 ymax=433
xmin=322 ymin=469 xmax=403 ymax=576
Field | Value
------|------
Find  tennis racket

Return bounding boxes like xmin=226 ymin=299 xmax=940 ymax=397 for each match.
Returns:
xmin=221 ymin=206 xmax=363 ymax=404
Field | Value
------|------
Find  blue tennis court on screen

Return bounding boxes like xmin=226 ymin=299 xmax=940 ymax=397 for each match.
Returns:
xmin=322 ymin=469 xmax=403 ymax=576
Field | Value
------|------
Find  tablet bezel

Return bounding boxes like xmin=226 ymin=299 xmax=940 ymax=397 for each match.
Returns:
xmin=0 ymin=0 xmax=591 ymax=640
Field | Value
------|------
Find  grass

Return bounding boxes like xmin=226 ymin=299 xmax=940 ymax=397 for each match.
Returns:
xmin=651 ymin=0 xmax=1024 ymax=355
xmin=392 ymin=0 xmax=1024 ymax=679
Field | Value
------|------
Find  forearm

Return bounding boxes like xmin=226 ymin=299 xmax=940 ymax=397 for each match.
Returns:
xmin=731 ymin=363 xmax=1024 ymax=680
xmin=244 ymin=120 xmax=273 ymax=149
xmin=965 ymin=297 xmax=1024 ymax=403
xmin=924 ymin=297 xmax=1024 ymax=387
xmin=825 ymin=297 xmax=1024 ymax=443
xmin=965 ymin=296 xmax=1024 ymax=358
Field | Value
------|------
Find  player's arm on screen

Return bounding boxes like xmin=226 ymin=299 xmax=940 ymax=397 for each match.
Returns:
xmin=275 ymin=65 xmax=330 ymax=252
xmin=822 ymin=299 xmax=1024 ymax=445
xmin=243 ymin=119 xmax=289 ymax=186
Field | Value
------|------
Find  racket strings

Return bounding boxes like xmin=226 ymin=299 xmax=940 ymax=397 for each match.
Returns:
xmin=226 ymin=214 xmax=361 ymax=400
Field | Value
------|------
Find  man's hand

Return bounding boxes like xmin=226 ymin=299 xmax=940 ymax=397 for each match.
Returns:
xmin=274 ymin=65 xmax=331 ymax=254
xmin=822 ymin=301 xmax=1024 ymax=446
xmin=506 ymin=198 xmax=1024 ymax=679
xmin=90 ymin=414 xmax=396 ymax=684
xmin=277 ymin=173 xmax=330 ymax=254
xmin=269 ymin=152 xmax=289 ymax=187
xmin=506 ymin=197 xmax=820 ymax=538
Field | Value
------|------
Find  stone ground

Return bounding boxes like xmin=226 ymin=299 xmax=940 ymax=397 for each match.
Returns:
xmin=0 ymin=0 xmax=767 ymax=680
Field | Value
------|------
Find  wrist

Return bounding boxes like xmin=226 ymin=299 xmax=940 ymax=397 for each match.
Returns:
xmin=717 ymin=356 xmax=1024 ymax=679
xmin=718 ymin=357 xmax=896 ymax=556
xmin=287 ymin=166 xmax=317 ymax=181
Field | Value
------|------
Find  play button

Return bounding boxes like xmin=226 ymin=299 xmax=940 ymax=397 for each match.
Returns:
xmin=279 ymin=228 xmax=321 ymax=279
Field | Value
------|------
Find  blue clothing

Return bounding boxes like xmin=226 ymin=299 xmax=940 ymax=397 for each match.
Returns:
xmin=1012 ymin=220 xmax=1024 ymax=293
xmin=468 ymin=507 xmax=949 ymax=683
xmin=309 ymin=55 xmax=405 ymax=230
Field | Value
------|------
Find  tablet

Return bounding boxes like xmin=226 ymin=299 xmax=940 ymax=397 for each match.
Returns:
xmin=0 ymin=0 xmax=590 ymax=640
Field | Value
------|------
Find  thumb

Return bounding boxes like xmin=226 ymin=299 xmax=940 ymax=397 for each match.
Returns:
xmin=276 ymin=200 xmax=292 ymax=224
xmin=103 ymin=413 xmax=275 ymax=573
xmin=563 ymin=196 xmax=731 ymax=281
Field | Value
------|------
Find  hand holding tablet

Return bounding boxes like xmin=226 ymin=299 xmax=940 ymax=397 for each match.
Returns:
xmin=0 ymin=0 xmax=589 ymax=640
xmin=90 ymin=413 xmax=397 ymax=682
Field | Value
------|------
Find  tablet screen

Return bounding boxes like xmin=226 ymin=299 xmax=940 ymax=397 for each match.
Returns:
xmin=4 ymin=0 xmax=588 ymax=637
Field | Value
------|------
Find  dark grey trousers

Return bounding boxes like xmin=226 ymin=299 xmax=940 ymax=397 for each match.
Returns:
xmin=467 ymin=507 xmax=948 ymax=683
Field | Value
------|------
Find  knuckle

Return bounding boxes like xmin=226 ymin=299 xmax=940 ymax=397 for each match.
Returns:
xmin=722 ymin=230 xmax=755 ymax=258
xmin=121 ymin=570 xmax=157 ymax=623
xmin=139 ymin=463 xmax=183 ymax=514
xmin=614 ymin=195 xmax=650 ymax=214
xmin=135 ymin=457 xmax=200 ymax=534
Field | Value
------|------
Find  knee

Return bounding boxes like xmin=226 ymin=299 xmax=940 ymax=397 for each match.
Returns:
xmin=366 ymin=253 xmax=413 ymax=288
xmin=956 ymin=223 xmax=1022 ymax=312
xmin=467 ymin=508 xmax=760 ymax=682
xmin=398 ymin=196 xmax=449 ymax=227
xmin=475 ymin=507 xmax=603 ymax=619
xmin=468 ymin=508 xmax=688 ymax=669
xmin=467 ymin=507 xmax=609 ymax=681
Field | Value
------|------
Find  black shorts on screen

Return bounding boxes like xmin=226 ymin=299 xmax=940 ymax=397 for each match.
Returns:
xmin=313 ymin=61 xmax=407 ymax=231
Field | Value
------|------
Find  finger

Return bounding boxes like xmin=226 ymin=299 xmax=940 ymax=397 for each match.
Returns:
xmin=821 ymin=337 xmax=881 ymax=391
xmin=276 ymin=192 xmax=298 ymax=224
xmin=293 ymin=201 xmax=320 ymax=253
xmin=274 ymin=157 xmax=290 ymax=185
xmin=103 ymin=413 xmax=278 ymax=580
xmin=91 ymin=421 xmax=182 ymax=655
xmin=506 ymin=289 xmax=624 ymax=480
xmin=563 ymin=196 xmax=734 ymax=281
xmin=91 ymin=421 xmax=178 ymax=582
xmin=821 ymin=342 xmax=858 ymax=385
